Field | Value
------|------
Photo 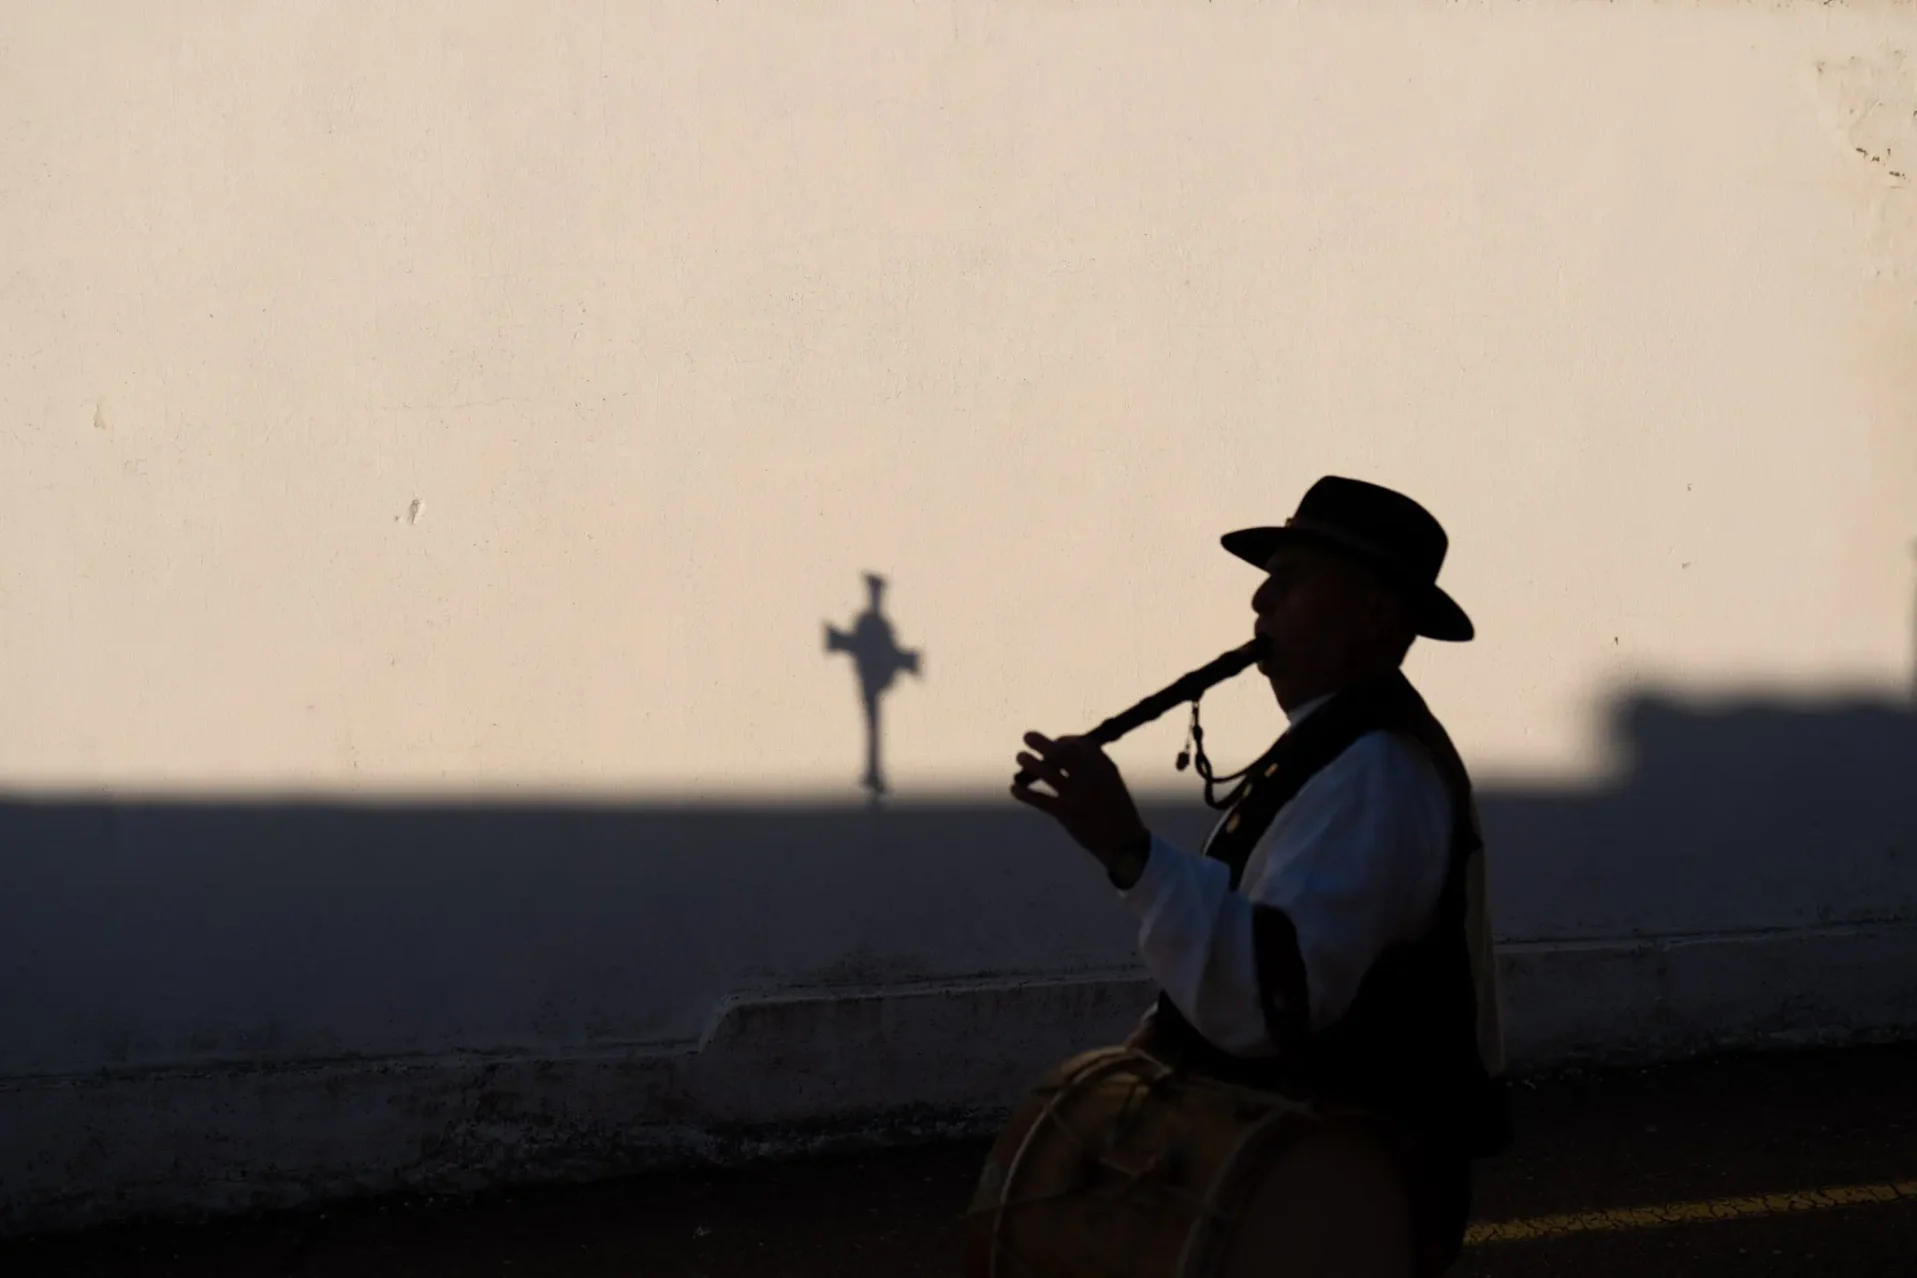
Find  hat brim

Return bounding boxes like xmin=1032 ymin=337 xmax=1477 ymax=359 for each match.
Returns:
xmin=1222 ymin=526 xmax=1475 ymax=643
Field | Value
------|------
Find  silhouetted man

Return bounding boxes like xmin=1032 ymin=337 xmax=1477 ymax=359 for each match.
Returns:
xmin=1012 ymin=477 xmax=1509 ymax=1274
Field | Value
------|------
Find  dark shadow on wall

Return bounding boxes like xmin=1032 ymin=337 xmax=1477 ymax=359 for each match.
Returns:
xmin=824 ymin=572 xmax=921 ymax=806
xmin=0 ymin=690 xmax=1913 ymax=1079
xmin=1484 ymin=690 xmax=1917 ymax=941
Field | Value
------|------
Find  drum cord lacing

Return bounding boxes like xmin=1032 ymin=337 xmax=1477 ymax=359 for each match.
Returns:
xmin=973 ymin=1051 xmax=1247 ymax=1278
xmin=993 ymin=1087 xmax=1235 ymax=1218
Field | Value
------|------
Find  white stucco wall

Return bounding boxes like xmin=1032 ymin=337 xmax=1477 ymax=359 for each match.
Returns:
xmin=3 ymin=0 xmax=1915 ymax=1234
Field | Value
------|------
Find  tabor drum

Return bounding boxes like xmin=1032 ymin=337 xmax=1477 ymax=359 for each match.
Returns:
xmin=964 ymin=1047 xmax=1424 ymax=1278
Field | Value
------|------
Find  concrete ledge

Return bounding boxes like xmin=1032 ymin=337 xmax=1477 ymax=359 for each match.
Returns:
xmin=1499 ymin=923 xmax=1917 ymax=1066
xmin=0 ymin=973 xmax=1154 ymax=1237
xmin=6 ymin=927 xmax=1916 ymax=1237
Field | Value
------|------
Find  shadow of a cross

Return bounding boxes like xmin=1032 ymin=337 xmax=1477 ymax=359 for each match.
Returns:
xmin=825 ymin=573 xmax=922 ymax=805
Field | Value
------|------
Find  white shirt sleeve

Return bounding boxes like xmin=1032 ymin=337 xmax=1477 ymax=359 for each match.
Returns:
xmin=1117 ymin=730 xmax=1453 ymax=1055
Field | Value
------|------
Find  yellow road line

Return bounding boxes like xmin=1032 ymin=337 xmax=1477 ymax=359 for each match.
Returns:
xmin=1466 ymin=1179 xmax=1917 ymax=1246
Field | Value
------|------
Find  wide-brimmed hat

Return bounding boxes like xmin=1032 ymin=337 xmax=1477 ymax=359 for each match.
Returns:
xmin=1221 ymin=476 xmax=1474 ymax=642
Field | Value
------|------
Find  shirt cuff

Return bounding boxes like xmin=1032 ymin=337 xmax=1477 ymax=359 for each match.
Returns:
xmin=1116 ymin=831 xmax=1183 ymax=912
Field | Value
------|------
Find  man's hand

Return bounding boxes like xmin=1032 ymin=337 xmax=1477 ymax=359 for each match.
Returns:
xmin=1010 ymin=732 xmax=1150 ymax=867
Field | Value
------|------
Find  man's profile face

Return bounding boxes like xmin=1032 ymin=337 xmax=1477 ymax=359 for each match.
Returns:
xmin=1251 ymin=542 xmax=1402 ymax=697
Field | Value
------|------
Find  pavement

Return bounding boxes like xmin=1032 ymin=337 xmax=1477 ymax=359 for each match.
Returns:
xmin=5 ymin=1041 xmax=1914 ymax=1276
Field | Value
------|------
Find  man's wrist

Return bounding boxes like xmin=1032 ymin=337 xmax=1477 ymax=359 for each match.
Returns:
xmin=1106 ymin=829 xmax=1153 ymax=891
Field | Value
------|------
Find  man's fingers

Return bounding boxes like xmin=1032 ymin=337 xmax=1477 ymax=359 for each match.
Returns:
xmin=1020 ymin=734 xmax=1071 ymax=783
xmin=1027 ymin=733 xmax=1103 ymax=765
xmin=1023 ymin=733 xmax=1111 ymax=768
xmin=1009 ymin=780 xmax=1059 ymax=815
xmin=1014 ymin=750 xmax=1067 ymax=788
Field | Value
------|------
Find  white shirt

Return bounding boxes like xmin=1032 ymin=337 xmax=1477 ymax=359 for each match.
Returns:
xmin=1118 ymin=693 xmax=1454 ymax=1056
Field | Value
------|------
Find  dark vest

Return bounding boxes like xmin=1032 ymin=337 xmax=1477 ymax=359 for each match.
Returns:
xmin=1139 ymin=671 xmax=1512 ymax=1160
